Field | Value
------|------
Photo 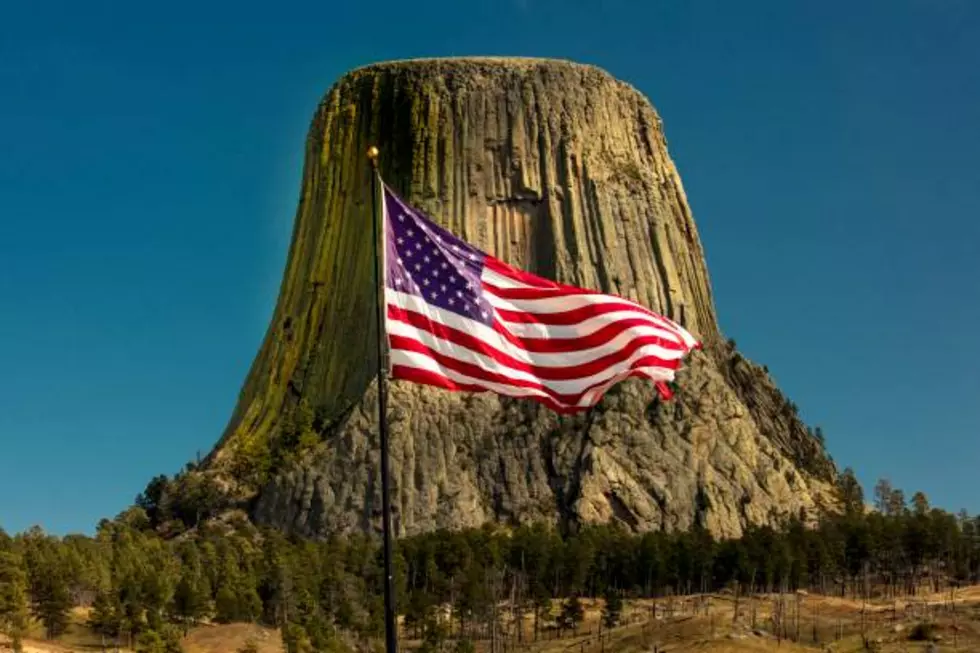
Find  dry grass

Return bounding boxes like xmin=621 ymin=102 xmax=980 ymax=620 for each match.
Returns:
xmin=7 ymin=587 xmax=980 ymax=653
xmin=182 ymin=623 xmax=282 ymax=653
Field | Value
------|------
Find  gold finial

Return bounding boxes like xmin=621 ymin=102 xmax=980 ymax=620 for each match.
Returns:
xmin=367 ymin=146 xmax=380 ymax=162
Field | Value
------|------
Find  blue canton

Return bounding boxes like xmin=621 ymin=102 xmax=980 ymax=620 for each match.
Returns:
xmin=384 ymin=188 xmax=495 ymax=327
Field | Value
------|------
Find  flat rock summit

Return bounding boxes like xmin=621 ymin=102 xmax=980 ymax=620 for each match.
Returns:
xmin=206 ymin=57 xmax=838 ymax=538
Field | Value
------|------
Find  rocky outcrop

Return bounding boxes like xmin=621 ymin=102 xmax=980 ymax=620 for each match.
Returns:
xmin=208 ymin=57 xmax=838 ymax=539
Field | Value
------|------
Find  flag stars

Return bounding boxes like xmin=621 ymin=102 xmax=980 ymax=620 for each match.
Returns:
xmin=414 ymin=263 xmax=422 ymax=271
xmin=422 ymin=279 xmax=430 ymax=287
xmin=407 ymin=228 xmax=414 ymax=236
xmin=423 ymin=255 xmax=430 ymax=263
xmin=415 ymin=243 xmax=423 ymax=250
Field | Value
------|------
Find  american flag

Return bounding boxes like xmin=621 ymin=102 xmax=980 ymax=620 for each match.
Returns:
xmin=382 ymin=184 xmax=701 ymax=413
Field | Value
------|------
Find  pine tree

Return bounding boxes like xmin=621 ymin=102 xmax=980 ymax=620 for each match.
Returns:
xmin=89 ymin=586 xmax=125 ymax=638
xmin=560 ymin=596 xmax=584 ymax=634
xmin=602 ymin=588 xmax=623 ymax=629
xmin=912 ymin=491 xmax=930 ymax=516
xmin=0 ymin=551 xmax=29 ymax=652
xmin=29 ymin=553 xmax=73 ymax=639
xmin=838 ymin=468 xmax=865 ymax=515
xmin=214 ymin=585 xmax=240 ymax=624
xmin=282 ymin=622 xmax=314 ymax=653
xmin=874 ymin=479 xmax=901 ymax=515
xmin=171 ymin=571 xmax=210 ymax=630
xmin=135 ymin=629 xmax=165 ymax=653
xmin=160 ymin=624 xmax=185 ymax=653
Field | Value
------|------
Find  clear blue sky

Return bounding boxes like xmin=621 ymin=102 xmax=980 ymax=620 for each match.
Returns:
xmin=1 ymin=1 xmax=977 ymax=535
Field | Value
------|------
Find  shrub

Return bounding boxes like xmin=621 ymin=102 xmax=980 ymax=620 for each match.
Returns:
xmin=908 ymin=621 xmax=937 ymax=641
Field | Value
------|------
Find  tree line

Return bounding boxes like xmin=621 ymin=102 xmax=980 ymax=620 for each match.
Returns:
xmin=1 ymin=468 xmax=978 ymax=653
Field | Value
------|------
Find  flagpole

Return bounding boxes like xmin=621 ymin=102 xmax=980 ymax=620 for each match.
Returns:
xmin=367 ymin=145 xmax=398 ymax=653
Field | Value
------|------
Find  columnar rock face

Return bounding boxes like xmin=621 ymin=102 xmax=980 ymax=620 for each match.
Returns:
xmin=208 ymin=58 xmax=838 ymax=539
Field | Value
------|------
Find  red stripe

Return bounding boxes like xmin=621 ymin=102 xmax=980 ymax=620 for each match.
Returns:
xmin=491 ymin=296 xmax=683 ymax=337
xmin=489 ymin=316 xmax=686 ymax=354
xmin=387 ymin=305 xmax=682 ymax=380
xmin=390 ymin=338 xmax=674 ymax=406
xmin=483 ymin=256 xmax=571 ymax=290
xmin=391 ymin=365 xmax=578 ymax=413
xmin=481 ymin=268 xmax=692 ymax=346
xmin=485 ymin=285 xmax=685 ymax=337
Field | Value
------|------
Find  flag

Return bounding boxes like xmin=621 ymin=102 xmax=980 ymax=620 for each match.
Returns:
xmin=381 ymin=183 xmax=701 ymax=413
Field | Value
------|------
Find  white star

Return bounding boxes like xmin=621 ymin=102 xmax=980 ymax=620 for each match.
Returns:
xmin=423 ymin=278 xmax=430 ymax=286
xmin=432 ymin=270 xmax=439 ymax=278
xmin=481 ymin=310 xmax=489 ymax=319
xmin=448 ymin=298 xmax=455 ymax=306
xmin=415 ymin=243 xmax=422 ymax=250
xmin=394 ymin=278 xmax=402 ymax=286
xmin=397 ymin=214 xmax=405 ymax=222
xmin=463 ymin=303 xmax=471 ymax=312
xmin=397 ymin=237 xmax=404 ymax=245
xmin=406 ymin=251 xmax=413 ymax=259
xmin=441 ymin=262 xmax=448 ymax=270
xmin=465 ymin=281 xmax=473 ymax=290
xmin=407 ymin=228 xmax=414 ymax=236
xmin=450 ymin=275 xmax=457 ymax=283
xmin=423 ymin=255 xmax=430 ymax=263
xmin=436 ymin=235 xmax=442 ymax=243
xmin=456 ymin=290 xmax=463 ymax=298
xmin=431 ymin=291 xmax=439 ymax=299
xmin=441 ymin=284 xmax=447 ymax=292
xmin=414 ymin=263 xmax=422 ymax=271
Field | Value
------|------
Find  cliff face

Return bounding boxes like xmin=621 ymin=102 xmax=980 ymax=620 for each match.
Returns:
xmin=208 ymin=58 xmax=838 ymax=539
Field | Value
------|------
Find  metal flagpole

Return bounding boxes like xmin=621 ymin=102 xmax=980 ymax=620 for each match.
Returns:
xmin=367 ymin=145 xmax=398 ymax=653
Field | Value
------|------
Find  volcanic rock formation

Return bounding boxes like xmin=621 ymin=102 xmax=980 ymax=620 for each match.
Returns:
xmin=207 ymin=57 xmax=838 ymax=539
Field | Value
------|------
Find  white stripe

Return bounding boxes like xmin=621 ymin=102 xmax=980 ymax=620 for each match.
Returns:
xmin=498 ymin=308 xmax=685 ymax=342
xmin=483 ymin=287 xmax=698 ymax=349
xmin=386 ymin=315 xmax=679 ymax=396
xmin=482 ymin=266 xmax=547 ymax=290
xmin=387 ymin=290 xmax=687 ymax=369
xmin=392 ymin=349 xmax=562 ymax=404
xmin=393 ymin=349 xmax=676 ymax=409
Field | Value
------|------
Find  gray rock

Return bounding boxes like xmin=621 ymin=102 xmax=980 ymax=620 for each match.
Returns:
xmin=207 ymin=57 xmax=838 ymax=538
